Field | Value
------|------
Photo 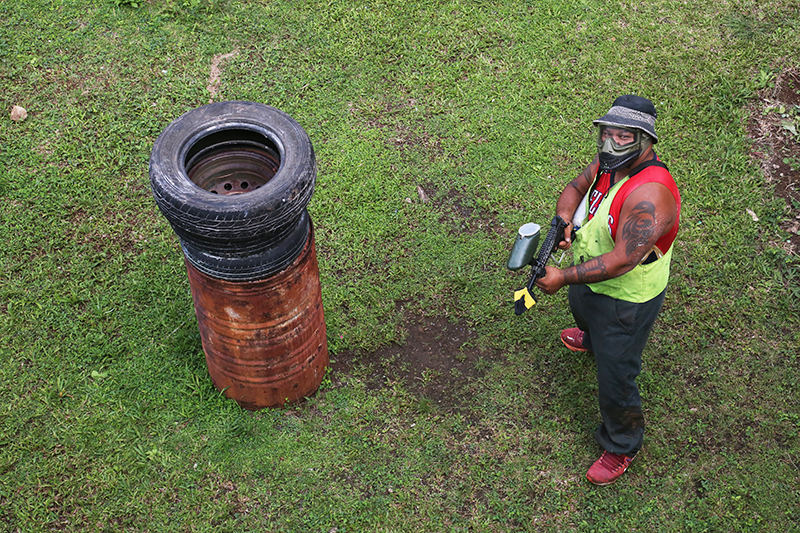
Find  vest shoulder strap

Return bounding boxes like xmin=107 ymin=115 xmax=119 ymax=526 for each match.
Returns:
xmin=628 ymin=158 xmax=668 ymax=177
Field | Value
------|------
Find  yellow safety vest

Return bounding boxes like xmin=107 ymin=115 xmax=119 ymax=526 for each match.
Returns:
xmin=572 ymin=175 xmax=674 ymax=303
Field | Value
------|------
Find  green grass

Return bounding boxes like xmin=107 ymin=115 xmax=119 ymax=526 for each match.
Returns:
xmin=2 ymin=0 xmax=799 ymax=531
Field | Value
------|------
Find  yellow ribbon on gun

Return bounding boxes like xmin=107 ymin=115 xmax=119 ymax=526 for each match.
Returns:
xmin=514 ymin=287 xmax=536 ymax=314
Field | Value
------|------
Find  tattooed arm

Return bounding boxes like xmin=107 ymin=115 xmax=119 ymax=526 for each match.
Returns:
xmin=536 ymin=182 xmax=677 ymax=294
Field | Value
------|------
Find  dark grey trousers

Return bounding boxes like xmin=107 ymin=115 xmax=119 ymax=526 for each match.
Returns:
xmin=567 ymin=284 xmax=666 ymax=455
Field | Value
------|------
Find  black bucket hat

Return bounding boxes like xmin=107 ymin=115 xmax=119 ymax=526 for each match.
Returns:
xmin=593 ymin=95 xmax=658 ymax=143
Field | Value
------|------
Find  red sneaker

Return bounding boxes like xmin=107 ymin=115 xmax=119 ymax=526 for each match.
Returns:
xmin=586 ymin=451 xmax=637 ymax=486
xmin=560 ymin=328 xmax=587 ymax=352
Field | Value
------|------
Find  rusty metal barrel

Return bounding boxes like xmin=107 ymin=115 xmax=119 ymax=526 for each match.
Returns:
xmin=149 ymin=101 xmax=328 ymax=409
xmin=185 ymin=227 xmax=328 ymax=409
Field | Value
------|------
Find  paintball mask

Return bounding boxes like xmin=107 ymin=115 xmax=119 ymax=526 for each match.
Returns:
xmin=596 ymin=126 xmax=652 ymax=171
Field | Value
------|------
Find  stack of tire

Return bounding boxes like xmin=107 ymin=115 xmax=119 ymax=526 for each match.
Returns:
xmin=149 ymin=101 xmax=328 ymax=409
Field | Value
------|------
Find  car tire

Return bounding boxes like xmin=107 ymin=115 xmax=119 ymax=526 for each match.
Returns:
xmin=149 ymin=101 xmax=316 ymax=281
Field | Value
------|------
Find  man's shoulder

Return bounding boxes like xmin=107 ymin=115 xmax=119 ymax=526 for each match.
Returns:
xmin=625 ymin=160 xmax=678 ymax=196
xmin=612 ymin=164 xmax=680 ymax=216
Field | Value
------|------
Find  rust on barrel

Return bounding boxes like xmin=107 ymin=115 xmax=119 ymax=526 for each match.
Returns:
xmin=185 ymin=228 xmax=329 ymax=410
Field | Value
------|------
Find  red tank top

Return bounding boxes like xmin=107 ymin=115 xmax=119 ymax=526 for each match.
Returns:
xmin=609 ymin=161 xmax=681 ymax=254
xmin=586 ymin=157 xmax=681 ymax=255
xmin=586 ymin=170 xmax=614 ymax=221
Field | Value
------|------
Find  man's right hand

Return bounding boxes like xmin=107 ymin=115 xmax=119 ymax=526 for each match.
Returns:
xmin=557 ymin=221 xmax=574 ymax=250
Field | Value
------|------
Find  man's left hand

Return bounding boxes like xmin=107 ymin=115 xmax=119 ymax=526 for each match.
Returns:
xmin=535 ymin=265 xmax=565 ymax=295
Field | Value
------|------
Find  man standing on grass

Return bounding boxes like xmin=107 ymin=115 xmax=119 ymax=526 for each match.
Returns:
xmin=535 ymin=95 xmax=681 ymax=485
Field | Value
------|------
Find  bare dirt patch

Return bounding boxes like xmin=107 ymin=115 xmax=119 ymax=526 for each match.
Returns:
xmin=419 ymin=184 xmax=505 ymax=237
xmin=207 ymin=49 xmax=239 ymax=103
xmin=748 ymin=67 xmax=800 ymax=253
xmin=333 ymin=311 xmax=503 ymax=412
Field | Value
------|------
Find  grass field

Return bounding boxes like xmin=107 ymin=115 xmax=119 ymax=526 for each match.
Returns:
xmin=1 ymin=0 xmax=799 ymax=531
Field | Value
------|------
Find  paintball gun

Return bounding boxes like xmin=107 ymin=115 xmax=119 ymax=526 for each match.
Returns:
xmin=506 ymin=215 xmax=570 ymax=316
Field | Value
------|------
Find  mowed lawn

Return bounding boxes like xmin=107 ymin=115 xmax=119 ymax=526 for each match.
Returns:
xmin=1 ymin=0 xmax=798 ymax=531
